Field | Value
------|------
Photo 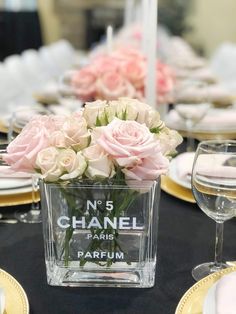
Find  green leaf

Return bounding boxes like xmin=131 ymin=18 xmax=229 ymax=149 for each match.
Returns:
xmin=121 ymin=108 xmax=127 ymax=120
xmin=95 ymin=115 xmax=102 ymax=127
xmin=150 ymin=127 xmax=162 ymax=134
xmin=104 ymin=112 xmax=109 ymax=125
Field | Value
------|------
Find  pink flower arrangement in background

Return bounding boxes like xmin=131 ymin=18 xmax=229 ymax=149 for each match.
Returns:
xmin=68 ymin=48 xmax=175 ymax=105
xmin=3 ymin=98 xmax=182 ymax=186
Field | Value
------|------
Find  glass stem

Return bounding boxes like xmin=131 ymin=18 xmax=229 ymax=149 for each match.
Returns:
xmin=186 ymin=119 xmax=195 ymax=152
xmin=31 ymin=176 xmax=40 ymax=214
xmin=214 ymin=222 xmax=224 ymax=268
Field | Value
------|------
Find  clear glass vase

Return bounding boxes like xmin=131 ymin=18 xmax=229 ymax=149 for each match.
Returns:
xmin=39 ymin=179 xmax=160 ymax=288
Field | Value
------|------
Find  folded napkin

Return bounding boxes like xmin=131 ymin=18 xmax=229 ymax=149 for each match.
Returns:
xmin=175 ymin=153 xmax=236 ymax=182
xmin=167 ymin=108 xmax=236 ymax=129
xmin=196 ymin=155 xmax=236 ymax=179
xmin=0 ymin=287 xmax=5 ymax=314
xmin=175 ymin=152 xmax=195 ymax=182
xmin=215 ymin=272 xmax=236 ymax=314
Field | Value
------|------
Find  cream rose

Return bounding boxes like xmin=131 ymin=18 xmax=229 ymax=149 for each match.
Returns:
xmin=57 ymin=149 xmax=87 ymax=181
xmin=83 ymin=100 xmax=108 ymax=128
xmin=50 ymin=131 xmax=67 ymax=148
xmin=36 ymin=147 xmax=62 ymax=182
xmin=156 ymin=127 xmax=183 ymax=155
xmin=83 ymin=145 xmax=115 ymax=179
xmin=109 ymin=98 xmax=160 ymax=127
xmin=63 ymin=116 xmax=90 ymax=151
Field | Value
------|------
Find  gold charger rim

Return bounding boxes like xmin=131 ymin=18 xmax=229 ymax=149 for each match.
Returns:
xmin=161 ymin=176 xmax=196 ymax=203
xmin=178 ymin=129 xmax=236 ymax=141
xmin=0 ymin=268 xmax=29 ymax=314
xmin=175 ymin=266 xmax=236 ymax=314
xmin=0 ymin=121 xmax=8 ymax=134
xmin=0 ymin=192 xmax=40 ymax=207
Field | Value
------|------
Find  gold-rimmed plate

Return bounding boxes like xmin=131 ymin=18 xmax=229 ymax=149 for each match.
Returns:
xmin=0 ymin=191 xmax=40 ymax=207
xmin=33 ymin=92 xmax=59 ymax=105
xmin=0 ymin=121 xmax=8 ymax=134
xmin=0 ymin=268 xmax=29 ymax=314
xmin=177 ymin=129 xmax=236 ymax=141
xmin=175 ymin=266 xmax=236 ymax=314
xmin=161 ymin=176 xmax=195 ymax=203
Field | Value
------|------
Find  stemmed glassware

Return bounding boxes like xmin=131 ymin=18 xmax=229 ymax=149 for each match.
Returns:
xmin=7 ymin=106 xmax=49 ymax=223
xmin=191 ymin=140 xmax=236 ymax=281
xmin=174 ymin=80 xmax=211 ymax=152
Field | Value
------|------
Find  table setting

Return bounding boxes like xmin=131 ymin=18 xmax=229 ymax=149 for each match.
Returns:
xmin=0 ymin=1 xmax=236 ymax=313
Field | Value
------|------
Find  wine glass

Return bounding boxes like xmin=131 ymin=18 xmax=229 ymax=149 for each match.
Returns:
xmin=191 ymin=140 xmax=236 ymax=281
xmin=7 ymin=106 xmax=49 ymax=223
xmin=174 ymin=80 xmax=211 ymax=152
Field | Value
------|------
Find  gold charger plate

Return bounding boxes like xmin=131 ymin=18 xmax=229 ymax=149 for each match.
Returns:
xmin=178 ymin=129 xmax=236 ymax=141
xmin=161 ymin=176 xmax=196 ymax=203
xmin=0 ymin=192 xmax=40 ymax=207
xmin=33 ymin=93 xmax=58 ymax=105
xmin=0 ymin=121 xmax=8 ymax=134
xmin=0 ymin=268 xmax=29 ymax=314
xmin=175 ymin=266 xmax=236 ymax=314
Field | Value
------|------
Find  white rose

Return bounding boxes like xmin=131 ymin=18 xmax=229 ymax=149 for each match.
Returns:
xmin=50 ymin=131 xmax=67 ymax=148
xmin=36 ymin=147 xmax=62 ymax=182
xmin=107 ymin=99 xmax=138 ymax=121
xmin=62 ymin=116 xmax=90 ymax=151
xmin=83 ymin=100 xmax=108 ymax=127
xmin=156 ymin=127 xmax=183 ymax=155
xmin=146 ymin=109 xmax=164 ymax=130
xmin=108 ymin=97 xmax=154 ymax=124
xmin=58 ymin=149 xmax=87 ymax=181
xmin=83 ymin=145 xmax=115 ymax=179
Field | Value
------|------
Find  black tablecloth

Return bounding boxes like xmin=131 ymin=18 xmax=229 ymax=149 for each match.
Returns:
xmin=1 ymin=190 xmax=236 ymax=314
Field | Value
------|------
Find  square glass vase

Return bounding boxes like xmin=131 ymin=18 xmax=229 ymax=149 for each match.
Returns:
xmin=40 ymin=179 xmax=160 ymax=288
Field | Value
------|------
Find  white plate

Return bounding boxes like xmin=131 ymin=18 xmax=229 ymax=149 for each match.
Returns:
xmin=203 ymin=282 xmax=217 ymax=314
xmin=0 ymin=177 xmax=32 ymax=190
xmin=168 ymin=158 xmax=192 ymax=189
xmin=0 ymin=185 xmax=32 ymax=196
xmin=165 ymin=108 xmax=236 ymax=132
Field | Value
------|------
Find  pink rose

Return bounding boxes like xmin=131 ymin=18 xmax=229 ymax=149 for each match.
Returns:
xmin=156 ymin=62 xmax=175 ymax=103
xmin=121 ymin=59 xmax=146 ymax=89
xmin=112 ymin=47 xmax=145 ymax=63
xmin=96 ymin=71 xmax=135 ymax=100
xmin=92 ymin=56 xmax=120 ymax=75
xmin=122 ymin=154 xmax=169 ymax=181
xmin=71 ymin=67 xmax=97 ymax=101
xmin=96 ymin=118 xmax=161 ymax=168
xmin=3 ymin=116 xmax=53 ymax=172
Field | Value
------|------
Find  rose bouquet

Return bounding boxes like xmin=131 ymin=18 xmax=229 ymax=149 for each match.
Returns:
xmin=3 ymin=98 xmax=182 ymax=268
xmin=65 ymin=47 xmax=175 ymax=106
